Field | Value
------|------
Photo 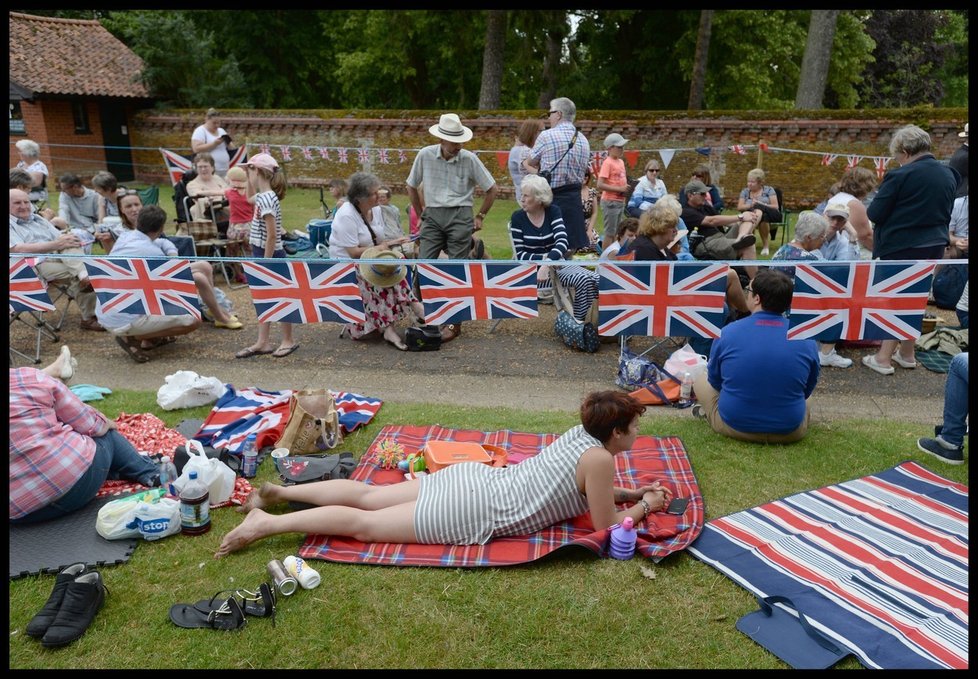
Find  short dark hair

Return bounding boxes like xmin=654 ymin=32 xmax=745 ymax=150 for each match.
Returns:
xmin=136 ymin=204 xmax=167 ymax=235
xmin=751 ymin=268 xmax=794 ymax=315
xmin=9 ymin=168 xmax=32 ymax=190
xmin=59 ymin=173 xmax=83 ymax=188
xmin=580 ymin=390 xmax=645 ymax=444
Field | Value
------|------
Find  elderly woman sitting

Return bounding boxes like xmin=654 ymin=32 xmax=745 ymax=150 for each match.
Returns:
xmin=328 ymin=171 xmax=423 ymax=351
xmin=771 ymin=210 xmax=850 ymax=369
xmin=509 ymin=175 xmax=600 ymax=322
xmin=737 ymin=167 xmax=781 ymax=256
xmin=186 ymin=152 xmax=230 ymax=228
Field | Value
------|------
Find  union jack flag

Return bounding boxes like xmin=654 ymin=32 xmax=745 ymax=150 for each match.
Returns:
xmin=787 ymin=261 xmax=935 ymax=341
xmin=84 ymin=258 xmax=200 ymax=318
xmin=417 ymin=262 xmax=538 ymax=324
xmin=729 ymin=145 xmax=747 ymax=155
xmin=9 ymin=258 xmax=55 ymax=312
xmin=318 ymin=147 xmax=331 ymax=160
xmin=159 ymin=148 xmax=193 ymax=186
xmin=821 ymin=153 xmax=838 ymax=166
xmin=357 ymin=147 xmax=371 ymax=164
xmin=598 ymin=262 xmax=728 ymax=338
xmin=259 ymin=143 xmax=270 ymax=155
xmin=301 ymin=146 xmax=314 ymax=160
xmin=228 ymin=145 xmax=248 ymax=169
xmin=242 ymin=260 xmax=364 ymax=324
xmin=847 ymin=155 xmax=861 ymax=169
xmin=279 ymin=145 xmax=292 ymax=161
xmin=398 ymin=150 xmax=408 ymax=164
xmin=874 ymin=156 xmax=891 ymax=180
xmin=337 ymin=148 xmax=349 ymax=163
xmin=379 ymin=148 xmax=390 ymax=164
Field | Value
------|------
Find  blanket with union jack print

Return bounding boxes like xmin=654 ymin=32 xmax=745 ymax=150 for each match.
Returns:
xmin=688 ymin=462 xmax=968 ymax=669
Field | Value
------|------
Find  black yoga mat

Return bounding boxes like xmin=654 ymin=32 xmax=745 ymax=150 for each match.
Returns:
xmin=9 ymin=495 xmax=139 ymax=580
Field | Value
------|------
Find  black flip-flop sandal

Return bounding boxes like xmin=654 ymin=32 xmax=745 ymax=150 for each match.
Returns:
xmin=114 ymin=335 xmax=151 ymax=363
xmin=193 ymin=584 xmax=276 ymax=626
xmin=169 ymin=595 xmax=246 ymax=630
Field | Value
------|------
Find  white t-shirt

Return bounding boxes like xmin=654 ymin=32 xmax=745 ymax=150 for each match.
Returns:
xmin=191 ymin=124 xmax=230 ymax=174
xmin=328 ymin=201 xmax=383 ymax=259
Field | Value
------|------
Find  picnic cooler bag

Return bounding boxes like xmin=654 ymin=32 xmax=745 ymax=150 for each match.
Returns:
xmin=410 ymin=441 xmax=508 ymax=475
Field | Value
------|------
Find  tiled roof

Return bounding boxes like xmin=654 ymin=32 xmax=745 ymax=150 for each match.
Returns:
xmin=9 ymin=11 xmax=150 ymax=99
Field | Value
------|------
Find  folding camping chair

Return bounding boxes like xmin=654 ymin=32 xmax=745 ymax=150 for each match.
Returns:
xmin=177 ymin=196 xmax=245 ymax=289
xmin=9 ymin=309 xmax=59 ymax=365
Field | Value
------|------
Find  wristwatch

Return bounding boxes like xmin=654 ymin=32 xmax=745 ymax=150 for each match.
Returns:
xmin=476 ymin=212 xmax=487 ymax=220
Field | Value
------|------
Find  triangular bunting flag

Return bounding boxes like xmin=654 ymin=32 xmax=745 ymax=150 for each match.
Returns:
xmin=623 ymin=150 xmax=640 ymax=169
xmin=496 ymin=151 xmax=509 ymax=172
xmin=279 ymin=145 xmax=292 ymax=161
xmin=695 ymin=147 xmax=711 ymax=157
xmin=729 ymin=145 xmax=746 ymax=155
xmin=874 ymin=157 xmax=891 ymax=179
xmin=846 ymin=155 xmax=860 ymax=169
xmin=659 ymin=149 xmax=675 ymax=169
xmin=821 ymin=154 xmax=838 ymax=166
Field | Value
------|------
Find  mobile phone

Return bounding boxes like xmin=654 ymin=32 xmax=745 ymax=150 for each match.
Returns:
xmin=666 ymin=497 xmax=689 ymax=515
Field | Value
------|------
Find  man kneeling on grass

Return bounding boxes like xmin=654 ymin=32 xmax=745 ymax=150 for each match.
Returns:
xmin=691 ymin=268 xmax=821 ymax=444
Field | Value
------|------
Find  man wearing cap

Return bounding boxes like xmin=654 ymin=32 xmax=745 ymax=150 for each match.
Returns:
xmin=597 ymin=133 xmax=630 ymax=251
xmin=948 ymin=122 xmax=968 ymax=199
xmin=818 ymin=203 xmax=860 ymax=261
xmin=523 ymin=97 xmax=593 ymax=253
xmin=681 ymin=180 xmax=757 ymax=266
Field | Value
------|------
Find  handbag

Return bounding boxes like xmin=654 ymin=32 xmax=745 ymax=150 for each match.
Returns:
xmin=616 ymin=342 xmax=681 ymax=405
xmin=554 ymin=309 xmax=600 ymax=353
xmin=405 ymin=325 xmax=442 ymax=351
xmin=276 ymin=388 xmax=342 ymax=454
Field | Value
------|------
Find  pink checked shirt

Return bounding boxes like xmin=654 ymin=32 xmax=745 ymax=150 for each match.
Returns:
xmin=9 ymin=368 xmax=108 ymax=520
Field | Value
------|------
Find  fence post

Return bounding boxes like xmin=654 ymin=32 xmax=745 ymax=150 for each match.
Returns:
xmin=756 ymin=139 xmax=764 ymax=170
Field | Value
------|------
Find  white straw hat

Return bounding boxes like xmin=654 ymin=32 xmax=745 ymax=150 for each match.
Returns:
xmin=429 ymin=113 xmax=473 ymax=143
xmin=359 ymin=246 xmax=407 ymax=288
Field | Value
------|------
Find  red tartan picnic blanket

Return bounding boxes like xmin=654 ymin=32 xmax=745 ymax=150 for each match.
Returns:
xmin=298 ymin=425 xmax=704 ymax=567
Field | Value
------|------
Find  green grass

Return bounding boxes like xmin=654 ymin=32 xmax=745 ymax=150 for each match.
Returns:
xmin=8 ymin=389 xmax=967 ymax=669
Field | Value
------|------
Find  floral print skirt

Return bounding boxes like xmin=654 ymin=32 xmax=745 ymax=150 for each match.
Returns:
xmin=345 ymin=272 xmax=416 ymax=339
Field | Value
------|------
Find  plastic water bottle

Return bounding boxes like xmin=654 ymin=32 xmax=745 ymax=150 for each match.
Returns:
xmin=179 ymin=470 xmax=211 ymax=536
xmin=158 ymin=455 xmax=178 ymax=498
xmin=283 ymin=555 xmax=321 ymax=590
xmin=609 ymin=516 xmax=637 ymax=560
xmin=242 ymin=433 xmax=259 ymax=479
xmin=679 ymin=371 xmax=694 ymax=408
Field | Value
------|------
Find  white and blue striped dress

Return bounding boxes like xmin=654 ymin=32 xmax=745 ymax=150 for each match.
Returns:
xmin=413 ymin=425 xmax=598 ymax=545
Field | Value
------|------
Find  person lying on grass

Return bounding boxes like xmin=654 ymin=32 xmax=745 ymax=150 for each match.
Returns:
xmin=215 ymin=390 xmax=672 ymax=557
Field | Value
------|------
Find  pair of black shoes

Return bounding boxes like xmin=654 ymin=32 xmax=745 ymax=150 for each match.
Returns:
xmin=25 ymin=563 xmax=107 ymax=648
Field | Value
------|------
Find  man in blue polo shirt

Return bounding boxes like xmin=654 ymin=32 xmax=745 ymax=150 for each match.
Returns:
xmin=691 ymin=268 xmax=820 ymax=444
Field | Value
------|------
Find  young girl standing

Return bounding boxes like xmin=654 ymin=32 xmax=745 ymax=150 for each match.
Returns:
xmin=235 ymin=153 xmax=298 ymax=359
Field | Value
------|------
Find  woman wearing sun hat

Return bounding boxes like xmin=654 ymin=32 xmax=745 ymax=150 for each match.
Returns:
xmin=329 ymin=171 xmax=424 ymax=350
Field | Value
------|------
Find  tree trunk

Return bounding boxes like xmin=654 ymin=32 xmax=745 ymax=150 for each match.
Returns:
xmin=795 ymin=10 xmax=840 ymax=109
xmin=687 ymin=10 xmax=713 ymax=111
xmin=536 ymin=12 xmax=568 ymax=109
xmin=478 ymin=10 xmax=508 ymax=110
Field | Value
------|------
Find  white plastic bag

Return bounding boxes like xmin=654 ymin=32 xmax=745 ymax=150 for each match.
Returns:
xmin=130 ymin=497 xmax=182 ymax=541
xmin=664 ymin=343 xmax=709 ymax=381
xmin=156 ymin=370 xmax=225 ymax=411
xmin=171 ymin=440 xmax=235 ymax=505
xmin=95 ymin=488 xmax=165 ymax=540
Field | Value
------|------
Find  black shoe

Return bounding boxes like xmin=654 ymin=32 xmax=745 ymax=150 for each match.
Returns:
xmin=40 ymin=571 xmax=107 ymax=648
xmin=25 ymin=563 xmax=87 ymax=638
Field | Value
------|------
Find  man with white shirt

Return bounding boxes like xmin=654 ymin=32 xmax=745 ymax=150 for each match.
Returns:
xmin=9 ymin=189 xmax=102 ymax=331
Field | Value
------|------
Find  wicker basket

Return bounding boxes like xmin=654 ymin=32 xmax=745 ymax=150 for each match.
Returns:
xmin=176 ymin=221 xmax=218 ymax=241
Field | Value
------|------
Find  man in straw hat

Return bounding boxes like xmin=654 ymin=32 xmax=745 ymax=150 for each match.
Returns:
xmin=522 ymin=97 xmax=593 ymax=253
xmin=818 ymin=202 xmax=860 ymax=261
xmin=948 ymin=122 xmax=967 ymax=198
xmin=406 ymin=113 xmax=498 ymax=341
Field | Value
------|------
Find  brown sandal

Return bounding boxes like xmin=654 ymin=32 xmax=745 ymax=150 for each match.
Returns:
xmin=440 ymin=323 xmax=461 ymax=343
xmin=114 ymin=336 xmax=151 ymax=363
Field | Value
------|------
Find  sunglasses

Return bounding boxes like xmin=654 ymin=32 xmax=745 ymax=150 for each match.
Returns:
xmin=647 ymin=168 xmax=660 ymax=173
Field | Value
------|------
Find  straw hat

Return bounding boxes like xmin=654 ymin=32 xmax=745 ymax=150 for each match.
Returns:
xmin=359 ymin=246 xmax=407 ymax=288
xmin=429 ymin=113 xmax=473 ymax=143
xmin=824 ymin=202 xmax=850 ymax=219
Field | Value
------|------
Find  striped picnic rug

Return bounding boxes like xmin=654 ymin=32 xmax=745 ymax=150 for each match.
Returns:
xmin=688 ymin=461 xmax=968 ymax=669
xmin=298 ymin=425 xmax=703 ymax=567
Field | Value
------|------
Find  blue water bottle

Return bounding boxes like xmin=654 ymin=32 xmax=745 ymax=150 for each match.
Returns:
xmin=242 ymin=433 xmax=259 ymax=478
xmin=609 ymin=516 xmax=637 ymax=560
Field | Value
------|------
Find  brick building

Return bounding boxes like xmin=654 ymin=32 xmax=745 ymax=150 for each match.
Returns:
xmin=8 ymin=11 xmax=153 ymax=186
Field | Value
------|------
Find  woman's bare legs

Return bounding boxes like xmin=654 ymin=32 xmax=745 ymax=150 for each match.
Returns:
xmin=874 ymin=338 xmax=916 ymax=368
xmin=216 ymin=482 xmax=421 ymax=558
xmin=239 ymin=478 xmax=421 ymax=514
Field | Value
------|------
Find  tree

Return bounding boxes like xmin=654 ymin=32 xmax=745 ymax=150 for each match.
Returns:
xmin=795 ymin=10 xmax=840 ymax=109
xmin=478 ymin=10 xmax=508 ymax=110
xmin=688 ymin=10 xmax=714 ymax=110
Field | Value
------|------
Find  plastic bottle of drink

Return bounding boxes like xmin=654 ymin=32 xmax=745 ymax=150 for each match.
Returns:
xmin=609 ymin=516 xmax=637 ymax=560
xmin=241 ymin=433 xmax=259 ymax=479
xmin=158 ymin=455 xmax=179 ymax=498
xmin=679 ymin=371 xmax=693 ymax=407
xmin=179 ymin=470 xmax=211 ymax=535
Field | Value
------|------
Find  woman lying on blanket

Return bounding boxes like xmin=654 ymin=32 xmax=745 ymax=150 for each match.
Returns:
xmin=215 ymin=390 xmax=672 ymax=557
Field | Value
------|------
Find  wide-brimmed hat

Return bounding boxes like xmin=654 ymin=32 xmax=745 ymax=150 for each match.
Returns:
xmin=243 ymin=153 xmax=279 ymax=171
xmin=429 ymin=113 xmax=473 ymax=143
xmin=824 ymin=202 xmax=850 ymax=219
xmin=604 ymin=133 xmax=629 ymax=149
xmin=359 ymin=246 xmax=407 ymax=288
xmin=684 ymin=179 xmax=709 ymax=195
xmin=959 ymin=123 xmax=969 ymax=138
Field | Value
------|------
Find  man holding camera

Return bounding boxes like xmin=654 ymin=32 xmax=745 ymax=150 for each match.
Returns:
xmin=191 ymin=108 xmax=232 ymax=178
xmin=523 ymin=97 xmax=593 ymax=253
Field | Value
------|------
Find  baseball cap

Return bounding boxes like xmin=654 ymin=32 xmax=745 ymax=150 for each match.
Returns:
xmin=243 ymin=153 xmax=279 ymax=171
xmin=604 ymin=133 xmax=629 ymax=149
xmin=824 ymin=202 xmax=850 ymax=219
xmin=684 ymin=180 xmax=709 ymax=195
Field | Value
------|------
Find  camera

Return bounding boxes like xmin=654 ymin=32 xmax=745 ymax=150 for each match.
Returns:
xmin=538 ymin=169 xmax=553 ymax=186
xmin=221 ymin=134 xmax=232 ymax=144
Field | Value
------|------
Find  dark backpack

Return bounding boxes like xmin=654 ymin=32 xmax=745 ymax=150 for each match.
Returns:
xmin=932 ymin=263 xmax=968 ymax=310
xmin=405 ymin=325 xmax=442 ymax=351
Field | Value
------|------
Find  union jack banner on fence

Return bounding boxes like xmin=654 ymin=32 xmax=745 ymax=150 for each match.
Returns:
xmin=9 ymin=259 xmax=55 ymax=313
xmin=159 ymin=148 xmax=193 ymax=186
xmin=242 ymin=260 xmax=363 ymax=324
xmin=228 ymin=145 xmax=248 ymax=169
xmin=84 ymin=258 xmax=200 ymax=317
xmin=417 ymin=262 xmax=538 ymax=325
xmin=787 ymin=261 xmax=935 ymax=341
xmin=598 ymin=262 xmax=728 ymax=338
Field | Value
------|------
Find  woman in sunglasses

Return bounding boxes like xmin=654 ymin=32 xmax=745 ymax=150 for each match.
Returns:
xmin=625 ymin=161 xmax=668 ymax=218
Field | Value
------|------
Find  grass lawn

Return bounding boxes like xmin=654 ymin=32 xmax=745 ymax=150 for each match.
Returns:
xmin=8 ymin=389 xmax=966 ymax=669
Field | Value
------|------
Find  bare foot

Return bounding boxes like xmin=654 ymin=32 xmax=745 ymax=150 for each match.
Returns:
xmin=214 ymin=508 xmax=271 ymax=558
xmin=235 ymin=481 xmax=278 ymax=514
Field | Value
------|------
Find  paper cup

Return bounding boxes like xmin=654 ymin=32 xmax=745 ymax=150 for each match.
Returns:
xmin=271 ymin=447 xmax=290 ymax=459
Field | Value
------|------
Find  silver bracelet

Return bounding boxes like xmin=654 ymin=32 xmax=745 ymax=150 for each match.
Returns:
xmin=637 ymin=499 xmax=651 ymax=517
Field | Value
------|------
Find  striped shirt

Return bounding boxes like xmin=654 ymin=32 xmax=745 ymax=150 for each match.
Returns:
xmin=527 ymin=121 xmax=592 ymax=189
xmin=248 ymin=191 xmax=284 ymax=250
xmin=413 ymin=425 xmax=597 ymax=545
xmin=9 ymin=368 xmax=108 ymax=519
xmin=509 ymin=204 xmax=568 ymax=261
xmin=405 ymin=145 xmax=496 ymax=208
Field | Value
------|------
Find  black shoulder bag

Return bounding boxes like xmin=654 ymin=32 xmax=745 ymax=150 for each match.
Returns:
xmin=539 ymin=129 xmax=579 ymax=187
